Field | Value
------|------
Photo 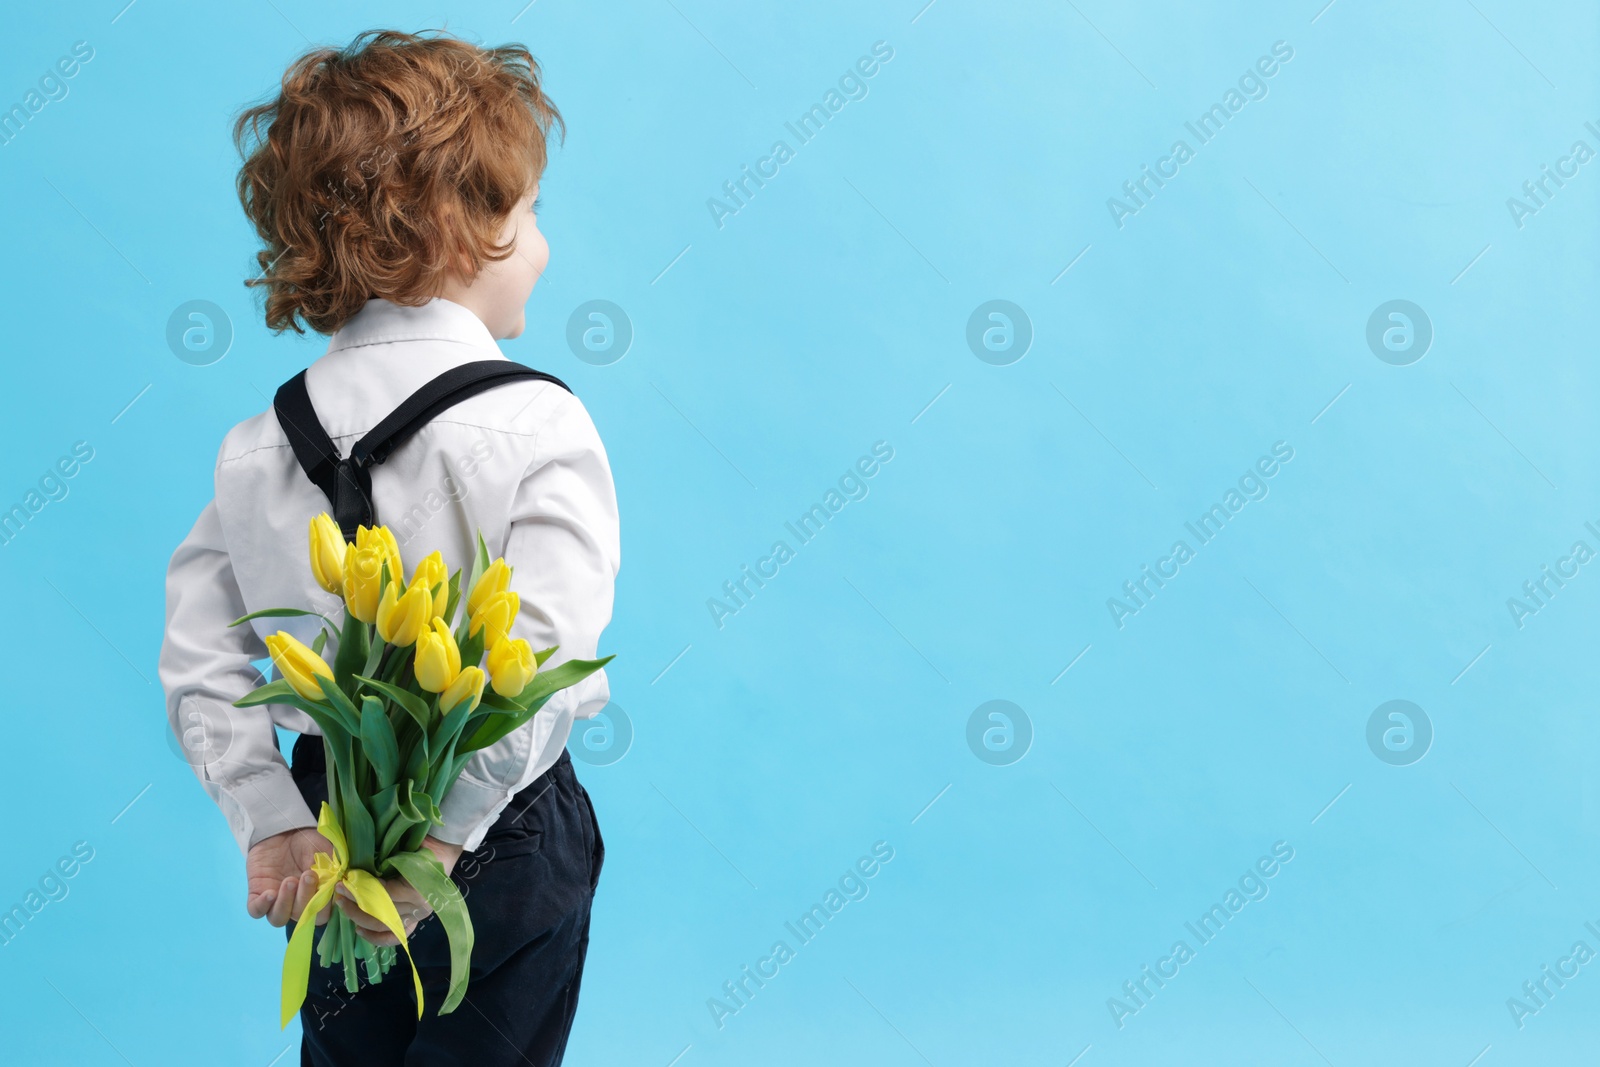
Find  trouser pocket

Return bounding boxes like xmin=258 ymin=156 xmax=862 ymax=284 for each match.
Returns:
xmin=578 ymin=781 xmax=604 ymax=893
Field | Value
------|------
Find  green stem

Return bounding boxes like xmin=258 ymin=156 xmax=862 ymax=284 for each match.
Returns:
xmin=339 ymin=908 xmax=359 ymax=993
xmin=363 ymin=634 xmax=387 ymax=679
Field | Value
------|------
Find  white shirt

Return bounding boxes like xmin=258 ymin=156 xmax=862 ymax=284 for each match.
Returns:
xmin=158 ymin=296 xmax=620 ymax=855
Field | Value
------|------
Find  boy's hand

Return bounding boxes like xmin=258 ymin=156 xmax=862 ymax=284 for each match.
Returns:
xmin=335 ymin=835 xmax=464 ymax=947
xmin=246 ymin=826 xmax=337 ymax=927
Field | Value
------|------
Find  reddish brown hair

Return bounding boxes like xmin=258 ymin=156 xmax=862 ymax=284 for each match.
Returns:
xmin=233 ymin=29 xmax=563 ymax=335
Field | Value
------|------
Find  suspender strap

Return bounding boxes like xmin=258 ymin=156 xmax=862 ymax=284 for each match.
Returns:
xmin=273 ymin=370 xmax=343 ymax=513
xmin=273 ymin=360 xmax=572 ymax=541
xmin=351 ymin=362 xmax=570 ymax=466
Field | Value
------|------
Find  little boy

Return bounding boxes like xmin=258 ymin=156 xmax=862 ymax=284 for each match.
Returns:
xmin=157 ymin=29 xmax=619 ymax=1065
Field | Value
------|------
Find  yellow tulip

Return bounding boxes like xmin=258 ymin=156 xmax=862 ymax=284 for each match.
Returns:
xmin=486 ymin=637 xmax=535 ymax=698
xmin=414 ymin=618 xmax=462 ymax=693
xmin=265 ymin=631 xmax=334 ymax=702
xmin=467 ymin=558 xmax=511 ymax=618
xmin=468 ymin=590 xmax=519 ymax=646
xmin=376 ymin=579 xmax=432 ymax=647
xmin=440 ymin=665 xmax=486 ymax=713
xmin=308 ymin=513 xmax=348 ymax=595
xmin=354 ymin=525 xmax=404 ymax=591
xmin=342 ymin=542 xmax=386 ymax=623
xmin=412 ymin=551 xmax=448 ymax=603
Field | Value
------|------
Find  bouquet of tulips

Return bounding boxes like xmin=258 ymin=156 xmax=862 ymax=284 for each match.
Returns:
xmin=232 ymin=514 xmax=614 ymax=1027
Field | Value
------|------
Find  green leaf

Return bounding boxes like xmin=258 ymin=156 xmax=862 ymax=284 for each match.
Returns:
xmin=428 ymin=699 xmax=474 ymax=762
xmin=310 ymin=629 xmax=328 ymax=656
xmin=416 ymin=790 xmax=442 ymax=826
xmin=533 ymin=645 xmax=558 ymax=667
xmin=233 ymin=680 xmax=353 ymax=745
xmin=379 ymin=810 xmax=418 ymax=860
xmin=384 ymin=849 xmax=475 ymax=1015
xmin=228 ymin=606 xmax=332 ymax=627
xmin=297 ymin=702 xmax=355 ymax=749
xmin=447 ymin=748 xmax=476 ymax=788
xmin=382 ymin=641 xmax=412 ymax=685
xmin=459 ymin=626 xmax=486 ymax=675
xmin=318 ymin=677 xmax=364 ymax=737
xmin=456 ymin=656 xmax=613 ymax=756
xmin=403 ymin=726 xmax=430 ymax=779
xmin=324 ymin=732 xmax=361 ymax=852
xmin=440 ymin=570 xmax=462 ymax=627
xmin=475 ymin=692 xmax=525 ymax=714
xmin=343 ymin=780 xmax=377 ymax=872
xmin=355 ymin=675 xmax=432 ymax=732
xmin=360 ymin=697 xmax=401 ymax=789
xmin=370 ymin=783 xmax=400 ymax=842
xmin=466 ymin=530 xmax=491 ymax=595
xmin=397 ymin=778 xmax=425 ymax=824
xmin=513 ymin=655 xmax=616 ymax=712
xmin=426 ymin=730 xmax=461 ymax=801
xmin=457 ymin=707 xmax=530 ymax=755
xmin=332 ymin=611 xmax=369 ymax=689
xmin=363 ymin=636 xmax=386 ymax=679
xmin=401 ymin=819 xmax=430 ymax=854
xmin=232 ymin=677 xmax=298 ymax=708
xmin=378 ymin=780 xmax=420 ymax=858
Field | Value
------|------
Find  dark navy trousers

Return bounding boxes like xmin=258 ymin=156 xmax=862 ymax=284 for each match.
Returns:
xmin=286 ymin=733 xmax=603 ymax=1066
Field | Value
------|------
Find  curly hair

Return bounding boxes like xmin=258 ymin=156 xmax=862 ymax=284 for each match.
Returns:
xmin=233 ymin=29 xmax=563 ymax=336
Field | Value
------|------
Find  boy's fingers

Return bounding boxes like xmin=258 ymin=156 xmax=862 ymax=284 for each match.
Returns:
xmin=266 ymin=877 xmax=298 ymax=926
xmin=333 ymin=894 xmax=426 ymax=944
xmin=334 ymin=895 xmax=388 ymax=932
xmin=289 ymin=870 xmax=320 ymax=920
xmin=247 ymin=891 xmax=274 ymax=919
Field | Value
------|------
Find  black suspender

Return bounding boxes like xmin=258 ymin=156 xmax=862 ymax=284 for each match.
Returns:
xmin=273 ymin=360 xmax=572 ymax=540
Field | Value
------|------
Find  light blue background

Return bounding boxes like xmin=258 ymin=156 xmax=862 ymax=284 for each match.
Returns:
xmin=1 ymin=1 xmax=1597 ymax=1064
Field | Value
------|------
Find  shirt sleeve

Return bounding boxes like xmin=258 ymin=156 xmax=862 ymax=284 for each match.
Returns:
xmin=433 ymin=390 xmax=621 ymax=851
xmin=158 ymin=498 xmax=318 ymax=855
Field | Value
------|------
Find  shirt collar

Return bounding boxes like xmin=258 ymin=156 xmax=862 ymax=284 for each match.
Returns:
xmin=326 ymin=296 xmax=501 ymax=355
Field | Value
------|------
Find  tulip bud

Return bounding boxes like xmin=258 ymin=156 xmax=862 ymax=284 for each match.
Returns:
xmin=414 ymin=617 xmax=462 ymax=693
xmin=468 ymin=590 xmax=519 ymax=646
xmin=376 ymin=579 xmax=432 ymax=647
xmin=343 ymin=542 xmax=386 ymax=623
xmin=440 ymin=665 xmax=486 ymax=713
xmin=486 ymin=637 xmax=536 ymax=698
xmin=308 ymin=513 xmax=348 ymax=595
xmin=353 ymin=525 xmax=404 ymax=593
xmin=412 ymin=551 xmax=448 ymax=602
xmin=265 ymin=631 xmax=334 ymax=702
xmin=467 ymin=558 xmax=511 ymax=618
